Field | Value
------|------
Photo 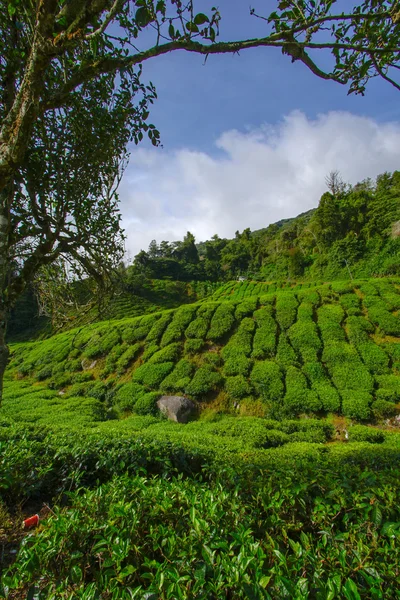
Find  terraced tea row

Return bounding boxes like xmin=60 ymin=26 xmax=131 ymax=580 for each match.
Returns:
xmin=7 ymin=278 xmax=400 ymax=423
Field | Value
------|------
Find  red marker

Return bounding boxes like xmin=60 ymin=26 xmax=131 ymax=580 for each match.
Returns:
xmin=22 ymin=514 xmax=39 ymax=529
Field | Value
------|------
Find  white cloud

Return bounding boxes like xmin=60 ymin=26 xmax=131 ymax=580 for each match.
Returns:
xmin=119 ymin=110 xmax=400 ymax=258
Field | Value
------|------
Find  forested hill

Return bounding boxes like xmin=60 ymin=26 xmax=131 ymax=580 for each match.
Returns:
xmin=133 ymin=171 xmax=400 ymax=282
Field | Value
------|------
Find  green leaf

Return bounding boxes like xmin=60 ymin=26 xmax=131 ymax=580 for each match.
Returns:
xmin=194 ymin=13 xmax=209 ymax=25
xmin=186 ymin=22 xmax=199 ymax=33
xmin=7 ymin=3 xmax=16 ymax=17
xmin=343 ymin=579 xmax=361 ymax=600
xmin=135 ymin=7 xmax=152 ymax=28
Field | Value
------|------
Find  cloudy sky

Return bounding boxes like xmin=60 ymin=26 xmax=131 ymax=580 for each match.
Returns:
xmin=119 ymin=0 xmax=400 ymax=258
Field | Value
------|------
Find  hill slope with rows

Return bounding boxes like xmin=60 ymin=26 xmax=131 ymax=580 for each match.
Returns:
xmin=7 ymin=277 xmax=400 ymax=424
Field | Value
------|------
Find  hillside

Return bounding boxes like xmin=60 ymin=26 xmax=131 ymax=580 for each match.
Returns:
xmin=2 ymin=276 xmax=400 ymax=597
xmin=6 ymin=277 xmax=400 ymax=424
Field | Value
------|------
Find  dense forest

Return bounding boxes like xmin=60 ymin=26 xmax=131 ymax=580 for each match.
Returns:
xmin=131 ymin=171 xmax=400 ymax=283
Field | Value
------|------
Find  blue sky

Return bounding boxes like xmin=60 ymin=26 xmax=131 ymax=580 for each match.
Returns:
xmin=119 ymin=1 xmax=400 ymax=257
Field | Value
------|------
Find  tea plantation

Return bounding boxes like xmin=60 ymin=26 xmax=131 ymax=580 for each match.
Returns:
xmin=1 ymin=277 xmax=400 ymax=598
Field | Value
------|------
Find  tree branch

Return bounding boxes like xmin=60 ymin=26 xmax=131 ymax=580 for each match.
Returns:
xmin=369 ymin=53 xmax=400 ymax=92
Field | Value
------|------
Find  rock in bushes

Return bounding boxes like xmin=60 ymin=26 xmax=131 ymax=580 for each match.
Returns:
xmin=157 ymin=396 xmax=196 ymax=423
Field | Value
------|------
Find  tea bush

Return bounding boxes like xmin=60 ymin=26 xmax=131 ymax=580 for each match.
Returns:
xmin=207 ymin=303 xmax=236 ymax=341
xmin=250 ymin=361 xmax=284 ymax=404
xmin=275 ymin=293 xmax=298 ymax=330
xmin=132 ymin=362 xmax=174 ymax=388
xmin=160 ymin=359 xmax=194 ymax=393
xmin=185 ymin=365 xmax=222 ymax=397
xmin=341 ymin=390 xmax=372 ymax=420
xmin=225 ymin=375 xmax=253 ymax=399
xmin=160 ymin=305 xmax=198 ymax=347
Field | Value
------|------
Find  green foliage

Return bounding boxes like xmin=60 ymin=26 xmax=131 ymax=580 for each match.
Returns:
xmin=146 ymin=312 xmax=173 ymax=343
xmin=250 ymin=361 xmax=284 ymax=404
xmin=207 ymin=303 xmax=236 ymax=341
xmin=185 ymin=365 xmax=222 ymax=397
xmin=284 ymin=366 xmax=322 ymax=415
xmin=134 ymin=391 xmax=160 ymax=416
xmin=341 ymin=391 xmax=372 ymax=420
xmin=147 ymin=342 xmax=181 ymax=364
xmin=276 ymin=333 xmax=299 ymax=368
xmin=160 ymin=305 xmax=198 ymax=346
xmin=234 ymin=297 xmax=258 ymax=320
xmin=116 ymin=343 xmax=141 ymax=374
xmin=288 ymin=319 xmax=321 ymax=362
xmin=312 ymin=382 xmax=341 ymax=413
xmin=114 ymin=382 xmax=146 ymax=412
xmin=160 ymin=359 xmax=194 ymax=393
xmin=221 ymin=317 xmax=255 ymax=360
xmin=364 ymin=295 xmax=400 ymax=336
xmin=371 ymin=399 xmax=398 ymax=419
xmin=132 ymin=362 xmax=174 ymax=388
xmin=348 ymin=425 xmax=386 ymax=444
xmin=252 ymin=306 xmax=277 ymax=359
xmin=224 ymin=375 xmax=252 ymax=399
xmin=184 ymin=338 xmax=204 ymax=354
xmin=222 ymin=354 xmax=251 ymax=377
xmin=275 ymin=293 xmax=298 ymax=330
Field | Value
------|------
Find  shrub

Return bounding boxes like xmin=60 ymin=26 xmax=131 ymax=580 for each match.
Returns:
xmin=184 ymin=316 xmax=209 ymax=340
xmin=317 ymin=305 xmax=346 ymax=343
xmin=276 ymin=333 xmax=299 ymax=368
xmin=302 ymin=362 xmax=326 ymax=383
xmin=161 ymin=305 xmax=198 ymax=347
xmin=234 ymin=298 xmax=258 ymax=320
xmin=225 ymin=375 xmax=252 ymax=399
xmin=184 ymin=338 xmax=204 ymax=355
xmin=48 ymin=374 xmax=72 ymax=390
xmin=364 ymin=296 xmax=400 ymax=336
xmin=71 ymin=371 xmax=94 ymax=384
xmin=375 ymin=388 xmax=398 ymax=403
xmin=288 ymin=319 xmax=321 ymax=364
xmin=312 ymin=382 xmax=341 ymax=412
xmin=356 ymin=343 xmax=389 ymax=375
xmin=348 ymin=425 xmax=386 ymax=444
xmin=135 ymin=392 xmax=160 ymax=416
xmin=141 ymin=343 xmax=159 ymax=362
xmin=341 ymin=391 xmax=372 ymax=420
xmin=160 ymin=359 xmax=195 ymax=393
xmin=376 ymin=375 xmax=400 ymax=397
xmin=121 ymin=315 xmax=159 ymax=344
xmin=36 ymin=365 xmax=52 ymax=381
xmin=250 ymin=361 xmax=284 ymax=404
xmin=185 ymin=365 xmax=222 ymax=397
xmin=116 ymin=344 xmax=141 ymax=374
xmin=275 ymin=293 xmax=298 ymax=330
xmin=222 ymin=354 xmax=251 ymax=377
xmin=132 ymin=362 xmax=174 ymax=388
xmin=252 ymin=306 xmax=277 ymax=359
xmin=339 ymin=293 xmax=361 ymax=314
xmin=207 ymin=303 xmax=236 ymax=341
xmin=345 ymin=316 xmax=373 ymax=345
xmin=148 ymin=343 xmax=181 ymax=365
xmin=203 ymin=352 xmax=223 ymax=368
xmin=331 ymin=364 xmax=374 ymax=392
xmin=262 ymin=429 xmax=290 ymax=448
xmin=114 ymin=383 xmax=146 ymax=412
xmin=221 ymin=318 xmax=255 ymax=360
xmin=371 ymin=399 xmax=397 ymax=419
xmin=284 ymin=366 xmax=322 ymax=415
xmin=146 ymin=312 xmax=173 ymax=344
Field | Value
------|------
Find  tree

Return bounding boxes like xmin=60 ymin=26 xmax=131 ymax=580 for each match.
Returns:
xmin=1 ymin=0 xmax=400 ymax=401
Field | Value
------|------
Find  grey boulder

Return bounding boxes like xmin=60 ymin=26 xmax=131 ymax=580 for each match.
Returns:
xmin=157 ymin=396 xmax=196 ymax=423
